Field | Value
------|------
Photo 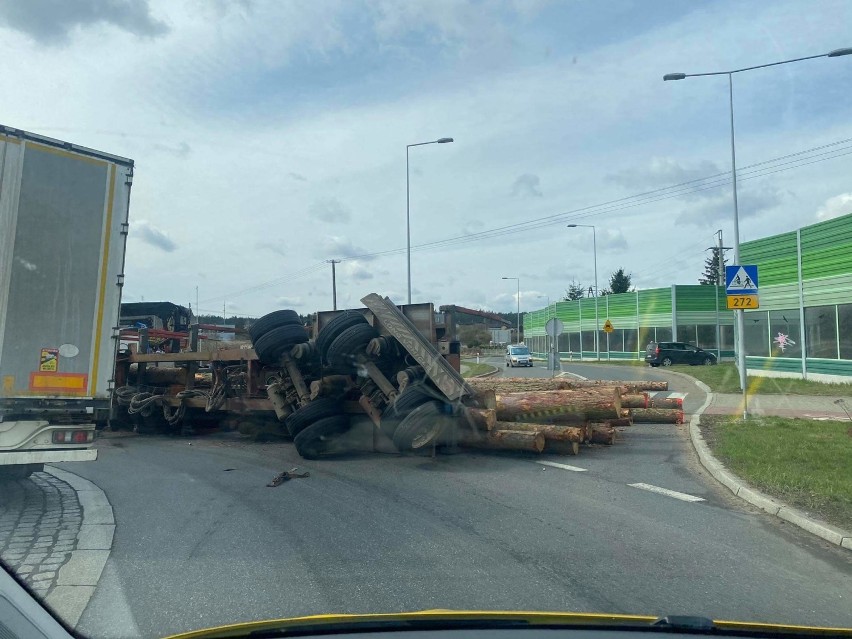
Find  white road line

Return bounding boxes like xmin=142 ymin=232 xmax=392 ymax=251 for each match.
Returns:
xmin=668 ymin=392 xmax=687 ymax=400
xmin=628 ymin=482 xmax=705 ymax=502
xmin=558 ymin=371 xmax=588 ymax=380
xmin=539 ymin=461 xmax=588 ymax=472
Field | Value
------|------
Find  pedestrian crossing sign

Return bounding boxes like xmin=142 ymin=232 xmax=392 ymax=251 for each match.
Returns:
xmin=725 ymin=264 xmax=759 ymax=294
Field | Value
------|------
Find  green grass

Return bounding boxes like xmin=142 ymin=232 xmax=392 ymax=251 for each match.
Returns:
xmin=671 ymin=363 xmax=852 ymax=396
xmin=701 ymin=415 xmax=852 ymax=530
xmin=460 ymin=362 xmax=498 ymax=378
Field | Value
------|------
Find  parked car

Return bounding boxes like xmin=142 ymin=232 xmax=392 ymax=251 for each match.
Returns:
xmin=645 ymin=341 xmax=717 ymax=367
xmin=506 ymin=344 xmax=533 ymax=367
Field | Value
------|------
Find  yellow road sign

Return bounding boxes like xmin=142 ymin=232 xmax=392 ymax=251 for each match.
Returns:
xmin=726 ymin=294 xmax=759 ymax=310
xmin=603 ymin=319 xmax=614 ymax=333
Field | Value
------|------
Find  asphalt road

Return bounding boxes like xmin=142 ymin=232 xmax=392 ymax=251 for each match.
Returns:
xmin=49 ymin=360 xmax=851 ymax=637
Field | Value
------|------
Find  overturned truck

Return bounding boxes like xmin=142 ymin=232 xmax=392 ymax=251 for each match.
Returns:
xmin=113 ymin=293 xmax=679 ymax=459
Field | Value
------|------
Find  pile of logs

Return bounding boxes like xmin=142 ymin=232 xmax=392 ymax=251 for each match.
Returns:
xmin=460 ymin=377 xmax=684 ymax=456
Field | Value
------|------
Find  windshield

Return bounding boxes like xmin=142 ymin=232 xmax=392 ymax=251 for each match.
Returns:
xmin=1 ymin=2 xmax=851 ymax=639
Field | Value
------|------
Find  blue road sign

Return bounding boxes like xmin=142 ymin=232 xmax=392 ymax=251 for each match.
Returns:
xmin=726 ymin=264 xmax=759 ymax=294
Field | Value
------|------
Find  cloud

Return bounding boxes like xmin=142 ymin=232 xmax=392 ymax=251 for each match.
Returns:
xmin=607 ymin=157 xmax=722 ymax=190
xmin=315 ymin=236 xmax=374 ymax=261
xmin=134 ymin=220 xmax=177 ymax=252
xmin=816 ymin=193 xmax=852 ymax=222
xmin=289 ymin=172 xmax=308 ymax=182
xmin=597 ymin=229 xmax=628 ymax=251
xmin=511 ymin=173 xmax=543 ymax=198
xmin=276 ymin=296 xmax=302 ymax=307
xmin=153 ymin=141 xmax=191 ymax=158
xmin=309 ymin=197 xmax=351 ymax=223
xmin=343 ymin=261 xmax=373 ymax=281
xmin=0 ymin=0 xmax=169 ymax=45
xmin=676 ymin=186 xmax=783 ymax=226
xmin=256 ymin=241 xmax=287 ymax=257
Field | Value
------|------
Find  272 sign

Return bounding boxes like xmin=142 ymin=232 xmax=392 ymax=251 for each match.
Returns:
xmin=726 ymin=294 xmax=759 ymax=310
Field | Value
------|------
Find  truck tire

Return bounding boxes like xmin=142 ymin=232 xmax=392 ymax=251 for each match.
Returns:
xmin=392 ymin=401 xmax=448 ymax=451
xmin=249 ymin=310 xmax=301 ymax=342
xmin=284 ymin=397 xmax=343 ymax=437
xmin=316 ymin=311 xmax=369 ymax=364
xmin=253 ymin=324 xmax=309 ymax=365
xmin=294 ymin=415 xmax=351 ymax=459
xmin=380 ymin=384 xmax=437 ymax=437
xmin=326 ymin=324 xmax=379 ymax=371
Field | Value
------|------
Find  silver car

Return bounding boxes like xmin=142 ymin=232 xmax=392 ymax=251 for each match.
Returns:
xmin=505 ymin=344 xmax=533 ymax=367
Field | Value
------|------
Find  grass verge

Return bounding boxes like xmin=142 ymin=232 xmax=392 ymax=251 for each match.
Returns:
xmin=460 ymin=362 xmax=498 ymax=378
xmin=673 ymin=363 xmax=852 ymax=396
xmin=700 ymin=414 xmax=852 ymax=531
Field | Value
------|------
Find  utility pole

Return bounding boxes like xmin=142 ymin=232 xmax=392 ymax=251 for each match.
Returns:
xmin=707 ymin=231 xmax=732 ymax=361
xmin=327 ymin=260 xmax=341 ymax=310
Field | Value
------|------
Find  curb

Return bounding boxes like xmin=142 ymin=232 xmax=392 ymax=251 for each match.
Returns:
xmin=687 ymin=390 xmax=851 ymax=551
xmin=460 ymin=360 xmax=500 ymax=379
xmin=42 ymin=466 xmax=115 ymax=626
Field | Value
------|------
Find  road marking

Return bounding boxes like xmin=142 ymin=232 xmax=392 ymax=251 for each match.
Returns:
xmin=628 ymin=482 xmax=705 ymax=502
xmin=668 ymin=392 xmax=687 ymax=400
xmin=558 ymin=371 xmax=588 ymax=380
xmin=539 ymin=461 xmax=587 ymax=472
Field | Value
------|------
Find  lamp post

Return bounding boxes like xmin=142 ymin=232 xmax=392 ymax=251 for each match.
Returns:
xmin=502 ymin=277 xmax=520 ymax=343
xmin=406 ymin=137 xmax=454 ymax=304
xmin=664 ymin=47 xmax=852 ymax=418
xmin=567 ymin=224 xmax=599 ymax=360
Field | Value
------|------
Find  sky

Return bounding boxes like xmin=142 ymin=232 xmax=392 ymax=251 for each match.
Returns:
xmin=1 ymin=0 xmax=851 ymax=318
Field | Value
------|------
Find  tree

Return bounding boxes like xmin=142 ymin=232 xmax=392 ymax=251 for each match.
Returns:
xmin=563 ymin=280 xmax=585 ymax=301
xmin=457 ymin=324 xmax=492 ymax=348
xmin=700 ymin=247 xmax=727 ymax=285
xmin=608 ymin=268 xmax=633 ymax=294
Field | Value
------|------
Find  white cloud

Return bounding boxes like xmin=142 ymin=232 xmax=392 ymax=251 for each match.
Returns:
xmin=816 ymin=193 xmax=852 ymax=222
xmin=511 ymin=173 xmax=543 ymax=198
xmin=309 ymin=197 xmax=351 ymax=223
xmin=133 ymin=220 xmax=177 ymax=252
xmin=315 ymin=236 xmax=374 ymax=261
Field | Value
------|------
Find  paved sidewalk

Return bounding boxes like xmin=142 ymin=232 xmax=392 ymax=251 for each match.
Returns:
xmin=0 ymin=472 xmax=82 ymax=598
xmin=705 ymin=393 xmax=852 ymax=420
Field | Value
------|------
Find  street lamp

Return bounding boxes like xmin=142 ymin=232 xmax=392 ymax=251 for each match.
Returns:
xmin=664 ymin=47 xmax=851 ymax=418
xmin=406 ymin=137 xmax=454 ymax=304
xmin=567 ymin=224 xmax=599 ymax=361
xmin=502 ymin=277 xmax=520 ymax=343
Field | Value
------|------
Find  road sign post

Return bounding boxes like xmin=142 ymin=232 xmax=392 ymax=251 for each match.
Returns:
xmin=545 ymin=317 xmax=564 ymax=378
xmin=725 ymin=264 xmax=759 ymax=418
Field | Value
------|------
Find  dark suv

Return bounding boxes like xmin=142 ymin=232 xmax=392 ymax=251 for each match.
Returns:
xmin=645 ymin=341 xmax=717 ymax=367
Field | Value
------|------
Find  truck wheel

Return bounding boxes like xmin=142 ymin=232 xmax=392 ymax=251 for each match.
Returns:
xmin=316 ymin=311 xmax=369 ymax=364
xmin=326 ymin=324 xmax=379 ymax=371
xmin=284 ymin=398 xmax=343 ymax=437
xmin=249 ymin=310 xmax=301 ymax=342
xmin=294 ymin=415 xmax=351 ymax=459
xmin=253 ymin=324 xmax=309 ymax=365
xmin=392 ymin=401 xmax=449 ymax=451
xmin=381 ymin=384 xmax=438 ymax=437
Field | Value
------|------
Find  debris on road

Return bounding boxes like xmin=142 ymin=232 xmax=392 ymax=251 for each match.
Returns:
xmin=267 ymin=468 xmax=310 ymax=487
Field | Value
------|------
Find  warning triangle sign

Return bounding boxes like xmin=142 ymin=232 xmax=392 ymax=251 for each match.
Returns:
xmin=603 ymin=319 xmax=614 ymax=333
xmin=727 ymin=267 xmax=756 ymax=291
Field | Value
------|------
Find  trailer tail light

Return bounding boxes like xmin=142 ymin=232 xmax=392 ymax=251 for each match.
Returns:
xmin=52 ymin=430 xmax=94 ymax=444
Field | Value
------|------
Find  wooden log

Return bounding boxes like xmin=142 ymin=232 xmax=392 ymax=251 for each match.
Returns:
xmin=566 ymin=379 xmax=668 ymax=392
xmin=465 ymin=407 xmax=497 ymax=431
xmin=459 ymin=429 xmax=545 ymax=453
xmin=631 ymin=408 xmax=684 ymax=424
xmin=496 ymin=389 xmax=621 ymax=423
xmin=493 ymin=421 xmax=583 ymax=443
xmin=469 ymin=378 xmax=668 ymax=394
xmin=543 ymin=440 xmax=580 ymax=456
xmin=469 ymin=389 xmax=497 ymax=410
xmin=587 ymin=424 xmax=616 ymax=445
xmin=619 ymin=408 xmax=632 ymax=419
xmin=600 ymin=417 xmax=633 ymax=427
xmin=649 ymin=396 xmax=683 ymax=409
xmin=620 ymin=393 xmax=649 ymax=409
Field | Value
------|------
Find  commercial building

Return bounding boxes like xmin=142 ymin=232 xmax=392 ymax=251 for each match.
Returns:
xmin=525 ymin=213 xmax=852 ymax=382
